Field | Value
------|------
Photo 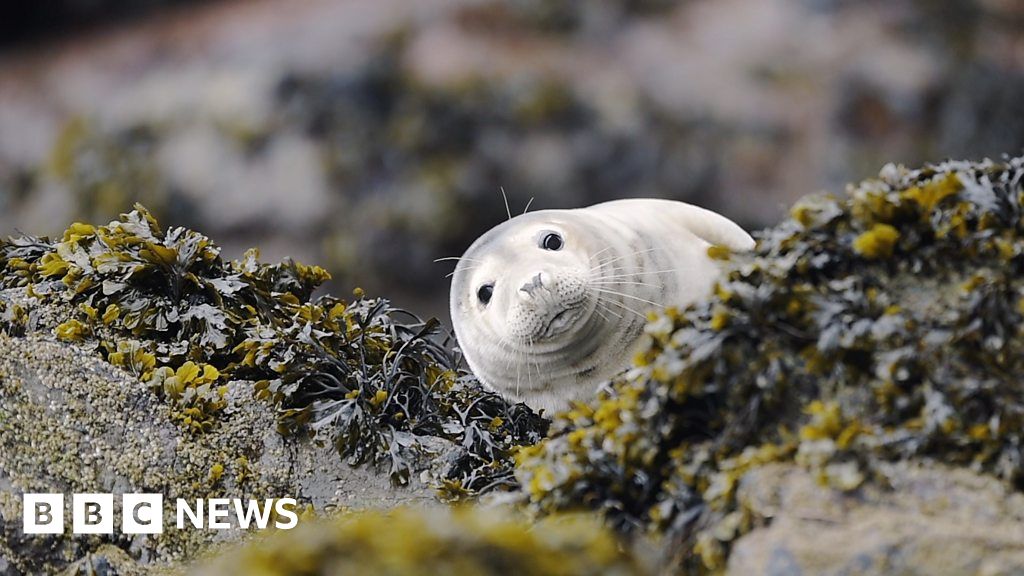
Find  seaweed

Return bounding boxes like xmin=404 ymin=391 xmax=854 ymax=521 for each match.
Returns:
xmin=514 ymin=156 xmax=1024 ymax=573
xmin=0 ymin=291 xmax=27 ymax=336
xmin=194 ymin=506 xmax=646 ymax=576
xmin=0 ymin=205 xmax=546 ymax=491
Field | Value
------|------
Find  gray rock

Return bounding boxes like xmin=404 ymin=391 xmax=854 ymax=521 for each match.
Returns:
xmin=0 ymin=331 xmax=450 ymax=574
xmin=728 ymin=463 xmax=1024 ymax=576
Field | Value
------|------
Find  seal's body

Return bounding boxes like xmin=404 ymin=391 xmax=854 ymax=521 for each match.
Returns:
xmin=449 ymin=199 xmax=754 ymax=412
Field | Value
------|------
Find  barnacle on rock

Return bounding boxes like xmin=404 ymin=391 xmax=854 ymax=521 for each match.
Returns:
xmin=514 ymin=156 xmax=1024 ymax=573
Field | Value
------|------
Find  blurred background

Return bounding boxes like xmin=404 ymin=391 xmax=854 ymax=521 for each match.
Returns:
xmin=0 ymin=0 xmax=1021 ymax=319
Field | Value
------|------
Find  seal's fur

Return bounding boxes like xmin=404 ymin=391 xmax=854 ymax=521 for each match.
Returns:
xmin=449 ymin=199 xmax=754 ymax=412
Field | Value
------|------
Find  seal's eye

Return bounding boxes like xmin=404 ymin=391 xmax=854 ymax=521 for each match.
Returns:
xmin=541 ymin=232 xmax=563 ymax=251
xmin=477 ymin=283 xmax=494 ymax=305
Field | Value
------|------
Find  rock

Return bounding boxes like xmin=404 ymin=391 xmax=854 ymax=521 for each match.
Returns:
xmin=514 ymin=155 xmax=1024 ymax=573
xmin=0 ymin=332 xmax=445 ymax=574
xmin=6 ymin=155 xmax=1024 ymax=575
xmin=0 ymin=206 xmax=546 ymax=573
xmin=729 ymin=463 xmax=1024 ymax=576
xmin=57 ymin=545 xmax=146 ymax=576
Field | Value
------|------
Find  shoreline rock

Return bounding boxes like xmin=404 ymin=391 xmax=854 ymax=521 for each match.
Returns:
xmin=3 ymin=155 xmax=1024 ymax=574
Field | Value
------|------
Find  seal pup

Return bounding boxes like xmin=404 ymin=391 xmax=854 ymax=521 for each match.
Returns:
xmin=448 ymin=199 xmax=754 ymax=412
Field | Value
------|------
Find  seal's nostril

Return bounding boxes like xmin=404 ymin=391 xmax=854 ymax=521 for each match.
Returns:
xmin=520 ymin=273 xmax=544 ymax=295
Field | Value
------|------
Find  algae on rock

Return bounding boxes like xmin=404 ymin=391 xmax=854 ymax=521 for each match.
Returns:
xmin=4 ymin=154 xmax=1024 ymax=575
xmin=191 ymin=507 xmax=647 ymax=576
xmin=515 ymin=156 xmax=1024 ymax=573
xmin=0 ymin=332 xmax=427 ymax=574
xmin=0 ymin=205 xmax=548 ymax=573
xmin=0 ymin=204 xmax=546 ymax=492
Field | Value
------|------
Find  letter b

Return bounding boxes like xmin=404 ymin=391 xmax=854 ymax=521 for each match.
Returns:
xmin=23 ymin=494 xmax=64 ymax=534
xmin=73 ymin=494 xmax=113 ymax=534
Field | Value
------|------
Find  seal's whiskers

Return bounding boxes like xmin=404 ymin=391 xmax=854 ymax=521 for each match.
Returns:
xmin=501 ymin=187 xmax=512 ymax=221
xmin=526 ymin=335 xmax=540 ymax=394
xmin=597 ymin=269 xmax=677 ymax=279
xmin=589 ymin=247 xmax=661 ymax=272
xmin=601 ymin=297 xmax=647 ymax=320
xmin=515 ymin=338 xmax=522 ymax=398
xmin=587 ymin=246 xmax=616 ymax=264
xmin=434 ymin=256 xmax=484 ymax=264
xmin=496 ymin=337 xmax=516 ymax=388
xmin=589 ymin=279 xmax=658 ymax=288
xmin=595 ymin=298 xmax=624 ymax=320
xmin=523 ymin=197 xmax=535 ymax=215
xmin=445 ymin=266 xmax=478 ymax=279
xmin=591 ymin=287 xmax=665 ymax=308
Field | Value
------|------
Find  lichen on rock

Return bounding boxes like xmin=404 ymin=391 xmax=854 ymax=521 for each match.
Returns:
xmin=514 ymin=156 xmax=1024 ymax=573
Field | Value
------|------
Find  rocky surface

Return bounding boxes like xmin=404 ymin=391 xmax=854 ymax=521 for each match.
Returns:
xmin=0 ymin=332 xmax=444 ymax=574
xmin=514 ymin=155 xmax=1024 ymax=573
xmin=729 ymin=463 xmax=1024 ymax=576
xmin=3 ymin=155 xmax=1024 ymax=575
xmin=0 ymin=205 xmax=546 ymax=573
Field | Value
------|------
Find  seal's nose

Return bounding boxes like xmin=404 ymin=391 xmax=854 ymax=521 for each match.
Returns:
xmin=519 ymin=272 xmax=546 ymax=297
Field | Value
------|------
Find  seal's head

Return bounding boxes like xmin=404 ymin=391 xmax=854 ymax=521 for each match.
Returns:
xmin=448 ymin=199 xmax=755 ymax=412
xmin=453 ymin=213 xmax=597 ymax=347
xmin=449 ymin=208 xmax=642 ymax=412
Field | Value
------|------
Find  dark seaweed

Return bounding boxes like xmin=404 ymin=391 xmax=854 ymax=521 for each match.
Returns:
xmin=0 ymin=205 xmax=547 ymax=491
xmin=515 ymin=156 xmax=1024 ymax=572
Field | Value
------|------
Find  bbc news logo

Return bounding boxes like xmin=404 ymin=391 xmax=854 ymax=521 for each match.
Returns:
xmin=23 ymin=494 xmax=298 ymax=535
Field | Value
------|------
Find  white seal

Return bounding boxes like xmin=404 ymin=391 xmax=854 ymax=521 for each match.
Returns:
xmin=448 ymin=199 xmax=754 ymax=412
